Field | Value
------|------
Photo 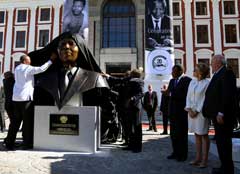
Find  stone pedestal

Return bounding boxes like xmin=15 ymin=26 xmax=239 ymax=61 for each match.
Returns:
xmin=34 ymin=106 xmax=100 ymax=153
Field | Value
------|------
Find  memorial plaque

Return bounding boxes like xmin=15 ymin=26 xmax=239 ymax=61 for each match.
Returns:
xmin=49 ymin=114 xmax=79 ymax=135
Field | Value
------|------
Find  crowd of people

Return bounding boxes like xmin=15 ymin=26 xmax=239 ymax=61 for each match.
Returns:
xmin=0 ymin=31 xmax=239 ymax=174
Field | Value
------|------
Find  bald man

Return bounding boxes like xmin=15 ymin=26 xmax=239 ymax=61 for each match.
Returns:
xmin=203 ymin=55 xmax=238 ymax=174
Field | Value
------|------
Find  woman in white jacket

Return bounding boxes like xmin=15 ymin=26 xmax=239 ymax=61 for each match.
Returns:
xmin=185 ymin=63 xmax=210 ymax=168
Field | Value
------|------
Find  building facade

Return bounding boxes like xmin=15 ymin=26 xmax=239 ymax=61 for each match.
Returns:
xmin=0 ymin=0 xmax=239 ymax=85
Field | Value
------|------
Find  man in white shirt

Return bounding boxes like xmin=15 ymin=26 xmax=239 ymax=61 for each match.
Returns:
xmin=4 ymin=54 xmax=55 ymax=150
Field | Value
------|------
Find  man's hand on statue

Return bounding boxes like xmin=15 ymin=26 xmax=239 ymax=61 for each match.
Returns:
xmin=50 ymin=52 xmax=58 ymax=62
xmin=101 ymin=73 xmax=110 ymax=78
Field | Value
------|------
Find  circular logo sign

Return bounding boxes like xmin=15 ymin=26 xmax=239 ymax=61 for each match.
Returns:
xmin=147 ymin=48 xmax=173 ymax=75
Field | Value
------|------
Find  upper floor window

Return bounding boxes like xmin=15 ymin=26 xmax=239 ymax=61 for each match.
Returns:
xmin=196 ymin=25 xmax=209 ymax=44
xmin=0 ymin=11 xmax=5 ymax=24
xmin=196 ymin=1 xmax=207 ymax=16
xmin=227 ymin=58 xmax=239 ymax=78
xmin=225 ymin=24 xmax=237 ymax=43
xmin=174 ymin=58 xmax=182 ymax=66
xmin=15 ymin=30 xmax=26 ymax=48
xmin=0 ymin=31 xmax=3 ymax=49
xmin=16 ymin=9 xmax=28 ymax=24
xmin=173 ymin=25 xmax=181 ymax=45
xmin=38 ymin=29 xmax=50 ymax=47
xmin=172 ymin=2 xmax=180 ymax=16
xmin=39 ymin=7 xmax=51 ymax=22
xmin=223 ymin=0 xmax=236 ymax=15
xmin=102 ymin=0 xmax=136 ymax=48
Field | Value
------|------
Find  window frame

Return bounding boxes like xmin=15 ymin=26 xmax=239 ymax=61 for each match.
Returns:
xmin=15 ymin=8 xmax=29 ymax=25
xmin=172 ymin=0 xmax=182 ymax=19
xmin=38 ymin=6 xmax=52 ymax=23
xmin=194 ymin=0 xmax=210 ymax=18
xmin=226 ymin=58 xmax=239 ymax=78
xmin=102 ymin=0 xmax=136 ymax=48
xmin=14 ymin=26 xmax=28 ymax=51
xmin=194 ymin=20 xmax=211 ymax=47
xmin=0 ymin=10 xmax=6 ymax=26
xmin=36 ymin=25 xmax=51 ymax=49
xmin=222 ymin=0 xmax=238 ymax=17
xmin=223 ymin=19 xmax=240 ymax=47
xmin=173 ymin=20 xmax=183 ymax=47
xmin=0 ymin=27 xmax=4 ymax=51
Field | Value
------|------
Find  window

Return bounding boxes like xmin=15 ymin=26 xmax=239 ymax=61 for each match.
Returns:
xmin=225 ymin=24 xmax=237 ymax=43
xmin=227 ymin=59 xmax=239 ymax=78
xmin=173 ymin=2 xmax=180 ymax=16
xmin=0 ymin=31 xmax=3 ymax=49
xmin=223 ymin=0 xmax=236 ymax=15
xmin=173 ymin=25 xmax=181 ymax=44
xmin=15 ymin=31 xmax=26 ymax=48
xmin=198 ymin=58 xmax=210 ymax=77
xmin=102 ymin=0 xmax=136 ymax=48
xmin=106 ymin=63 xmax=131 ymax=76
xmin=38 ymin=30 xmax=49 ymax=47
xmin=174 ymin=58 xmax=182 ymax=65
xmin=194 ymin=0 xmax=209 ymax=17
xmin=16 ymin=9 xmax=28 ymax=23
xmin=39 ymin=8 xmax=51 ymax=22
xmin=0 ymin=11 xmax=5 ymax=24
xmin=196 ymin=25 xmax=209 ymax=44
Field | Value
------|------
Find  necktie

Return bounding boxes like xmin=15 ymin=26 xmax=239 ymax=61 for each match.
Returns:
xmin=67 ymin=71 xmax=73 ymax=81
xmin=155 ymin=20 xmax=160 ymax=30
xmin=174 ymin=79 xmax=178 ymax=88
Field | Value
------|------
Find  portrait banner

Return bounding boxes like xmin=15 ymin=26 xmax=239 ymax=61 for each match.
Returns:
xmin=63 ymin=0 xmax=89 ymax=41
xmin=145 ymin=0 xmax=174 ymax=75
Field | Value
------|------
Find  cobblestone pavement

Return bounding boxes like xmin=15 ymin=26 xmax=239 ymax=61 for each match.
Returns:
xmin=0 ymin=129 xmax=239 ymax=174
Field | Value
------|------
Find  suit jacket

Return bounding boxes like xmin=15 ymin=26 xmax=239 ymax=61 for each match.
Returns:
xmin=143 ymin=91 xmax=158 ymax=111
xmin=168 ymin=76 xmax=192 ymax=119
xmin=146 ymin=14 xmax=171 ymax=49
xmin=35 ymin=66 xmax=108 ymax=109
xmin=202 ymin=66 xmax=237 ymax=127
xmin=160 ymin=92 xmax=170 ymax=115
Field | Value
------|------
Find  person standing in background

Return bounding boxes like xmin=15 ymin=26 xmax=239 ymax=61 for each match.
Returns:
xmin=160 ymin=84 xmax=169 ymax=135
xmin=143 ymin=84 xmax=158 ymax=132
xmin=2 ymin=71 xmax=15 ymax=137
xmin=185 ymin=63 xmax=210 ymax=168
xmin=203 ymin=55 xmax=237 ymax=174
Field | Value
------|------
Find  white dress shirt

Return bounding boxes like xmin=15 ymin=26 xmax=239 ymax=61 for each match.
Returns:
xmin=12 ymin=60 xmax=52 ymax=101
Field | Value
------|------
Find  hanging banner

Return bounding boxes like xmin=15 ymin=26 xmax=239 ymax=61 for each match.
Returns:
xmin=62 ymin=0 xmax=89 ymax=41
xmin=145 ymin=0 xmax=174 ymax=75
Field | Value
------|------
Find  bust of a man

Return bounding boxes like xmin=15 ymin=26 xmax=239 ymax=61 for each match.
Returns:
xmin=30 ymin=32 xmax=108 ymax=109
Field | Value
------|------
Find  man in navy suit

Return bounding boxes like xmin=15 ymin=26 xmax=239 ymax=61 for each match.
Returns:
xmin=203 ymin=55 xmax=237 ymax=174
xmin=164 ymin=65 xmax=191 ymax=161
xmin=146 ymin=0 xmax=171 ymax=49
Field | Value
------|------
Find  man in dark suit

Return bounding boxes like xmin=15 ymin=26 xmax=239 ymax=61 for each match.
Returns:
xmin=164 ymin=65 xmax=191 ymax=161
xmin=160 ymin=84 xmax=170 ymax=135
xmin=143 ymin=84 xmax=158 ymax=132
xmin=202 ymin=55 xmax=237 ymax=174
xmin=146 ymin=0 xmax=171 ymax=49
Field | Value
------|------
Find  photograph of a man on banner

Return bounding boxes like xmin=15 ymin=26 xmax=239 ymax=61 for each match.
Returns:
xmin=63 ymin=0 xmax=89 ymax=40
xmin=145 ymin=0 xmax=174 ymax=75
xmin=146 ymin=0 xmax=172 ymax=49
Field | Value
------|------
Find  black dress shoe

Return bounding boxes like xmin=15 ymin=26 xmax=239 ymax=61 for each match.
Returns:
xmin=160 ymin=132 xmax=168 ymax=135
xmin=20 ymin=145 xmax=33 ymax=150
xmin=2 ymin=143 xmax=15 ymax=151
xmin=211 ymin=168 xmax=223 ymax=174
xmin=176 ymin=157 xmax=187 ymax=162
xmin=167 ymin=154 xmax=176 ymax=159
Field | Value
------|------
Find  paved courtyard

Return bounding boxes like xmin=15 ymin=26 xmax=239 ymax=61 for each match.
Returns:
xmin=0 ymin=128 xmax=239 ymax=174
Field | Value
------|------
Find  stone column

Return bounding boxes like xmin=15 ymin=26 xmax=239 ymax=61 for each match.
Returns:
xmin=28 ymin=6 xmax=37 ymax=52
xmin=4 ymin=8 xmax=14 ymax=72
xmin=211 ymin=0 xmax=222 ymax=54
xmin=184 ymin=0 xmax=194 ymax=75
